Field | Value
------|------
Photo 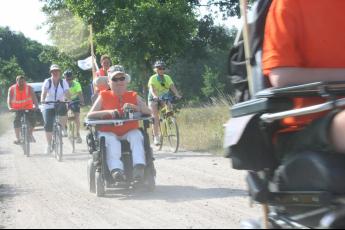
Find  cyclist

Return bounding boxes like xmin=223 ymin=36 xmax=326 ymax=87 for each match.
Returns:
xmin=148 ymin=60 xmax=182 ymax=145
xmin=41 ymin=64 xmax=70 ymax=154
xmin=7 ymin=75 xmax=39 ymax=144
xmin=87 ymin=65 xmax=151 ymax=182
xmin=64 ymin=70 xmax=85 ymax=143
xmin=96 ymin=55 xmax=111 ymax=77
xmin=92 ymin=55 xmax=112 ymax=103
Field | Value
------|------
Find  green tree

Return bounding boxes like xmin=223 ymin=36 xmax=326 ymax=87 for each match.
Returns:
xmin=0 ymin=57 xmax=25 ymax=87
xmin=201 ymin=65 xmax=224 ymax=98
xmin=42 ymin=0 xmax=198 ymax=93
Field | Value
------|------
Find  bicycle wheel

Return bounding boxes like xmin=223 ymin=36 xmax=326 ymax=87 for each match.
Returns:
xmin=55 ymin=125 xmax=63 ymax=162
xmin=165 ymin=117 xmax=179 ymax=153
xmin=157 ymin=119 xmax=164 ymax=151
xmin=22 ymin=126 xmax=30 ymax=157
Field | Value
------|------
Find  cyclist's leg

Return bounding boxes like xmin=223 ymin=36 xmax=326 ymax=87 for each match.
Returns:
xmin=43 ymin=108 xmax=55 ymax=146
xmin=72 ymin=103 xmax=81 ymax=137
xmin=149 ymin=101 xmax=160 ymax=137
xmin=98 ymin=132 xmax=123 ymax=171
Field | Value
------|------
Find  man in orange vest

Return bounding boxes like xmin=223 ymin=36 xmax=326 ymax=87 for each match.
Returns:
xmin=7 ymin=75 xmax=39 ymax=144
xmin=87 ymin=65 xmax=151 ymax=182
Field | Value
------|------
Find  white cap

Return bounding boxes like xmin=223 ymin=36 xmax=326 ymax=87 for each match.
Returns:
xmin=108 ymin=65 xmax=125 ymax=78
xmin=50 ymin=64 xmax=61 ymax=72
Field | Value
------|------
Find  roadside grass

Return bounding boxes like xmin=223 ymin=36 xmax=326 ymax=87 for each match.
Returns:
xmin=0 ymin=113 xmax=11 ymax=136
xmin=177 ymin=99 xmax=231 ymax=154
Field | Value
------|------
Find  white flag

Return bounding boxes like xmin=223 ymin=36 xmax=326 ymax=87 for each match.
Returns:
xmin=77 ymin=56 xmax=93 ymax=70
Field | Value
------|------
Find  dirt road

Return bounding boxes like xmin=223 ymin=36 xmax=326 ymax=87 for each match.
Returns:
xmin=0 ymin=128 xmax=260 ymax=229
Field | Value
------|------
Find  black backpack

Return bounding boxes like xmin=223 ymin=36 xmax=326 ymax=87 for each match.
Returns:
xmin=228 ymin=0 xmax=272 ymax=102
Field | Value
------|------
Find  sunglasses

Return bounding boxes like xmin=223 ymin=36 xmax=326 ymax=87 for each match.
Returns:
xmin=158 ymin=67 xmax=165 ymax=70
xmin=111 ymin=76 xmax=126 ymax=82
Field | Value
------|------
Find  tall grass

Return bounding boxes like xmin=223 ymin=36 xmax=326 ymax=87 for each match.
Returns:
xmin=177 ymin=96 xmax=232 ymax=154
xmin=0 ymin=113 xmax=11 ymax=136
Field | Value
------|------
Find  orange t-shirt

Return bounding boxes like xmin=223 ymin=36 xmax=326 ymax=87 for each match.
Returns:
xmin=98 ymin=91 xmax=139 ymax=136
xmin=262 ymin=0 xmax=345 ymax=127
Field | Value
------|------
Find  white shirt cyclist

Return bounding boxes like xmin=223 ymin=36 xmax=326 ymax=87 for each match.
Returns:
xmin=42 ymin=77 xmax=70 ymax=109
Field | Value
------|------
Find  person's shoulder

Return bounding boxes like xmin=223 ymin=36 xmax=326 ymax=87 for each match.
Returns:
xmin=42 ymin=78 xmax=50 ymax=88
xmin=9 ymin=84 xmax=16 ymax=90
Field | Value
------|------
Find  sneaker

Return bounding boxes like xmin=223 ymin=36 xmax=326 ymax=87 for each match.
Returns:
xmin=153 ymin=136 xmax=161 ymax=146
xmin=110 ymin=169 xmax=126 ymax=182
xmin=14 ymin=140 xmax=22 ymax=145
xmin=133 ymin=164 xmax=145 ymax=182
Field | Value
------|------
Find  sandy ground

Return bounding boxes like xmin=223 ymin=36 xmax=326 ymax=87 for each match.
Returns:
xmin=0 ymin=127 xmax=261 ymax=229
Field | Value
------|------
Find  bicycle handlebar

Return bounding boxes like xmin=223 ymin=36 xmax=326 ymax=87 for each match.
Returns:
xmin=9 ymin=109 xmax=34 ymax=113
xmin=43 ymin=101 xmax=72 ymax=105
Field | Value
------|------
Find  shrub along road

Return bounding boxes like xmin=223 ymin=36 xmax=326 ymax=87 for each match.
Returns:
xmin=0 ymin=128 xmax=260 ymax=229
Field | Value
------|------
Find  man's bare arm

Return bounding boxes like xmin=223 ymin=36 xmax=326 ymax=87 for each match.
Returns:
xmin=269 ymin=67 xmax=345 ymax=88
xmin=7 ymin=89 xmax=12 ymax=110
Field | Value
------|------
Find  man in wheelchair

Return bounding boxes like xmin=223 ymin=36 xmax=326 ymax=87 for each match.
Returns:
xmin=87 ymin=65 xmax=152 ymax=184
xmin=226 ymin=0 xmax=345 ymax=228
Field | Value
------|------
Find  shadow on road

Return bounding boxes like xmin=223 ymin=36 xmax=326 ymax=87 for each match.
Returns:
xmin=0 ymin=184 xmax=29 ymax=202
xmin=101 ymin=185 xmax=247 ymax=202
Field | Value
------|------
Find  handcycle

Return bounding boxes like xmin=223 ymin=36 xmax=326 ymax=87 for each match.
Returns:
xmin=67 ymin=100 xmax=81 ymax=153
xmin=44 ymin=101 xmax=69 ymax=162
xmin=85 ymin=112 xmax=156 ymax=197
xmin=226 ymin=82 xmax=345 ymax=229
xmin=155 ymin=94 xmax=180 ymax=153
xmin=12 ymin=109 xmax=34 ymax=157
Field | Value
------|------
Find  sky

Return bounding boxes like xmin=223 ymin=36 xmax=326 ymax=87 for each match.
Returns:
xmin=0 ymin=0 xmax=240 ymax=46
xmin=0 ymin=0 xmax=51 ymax=45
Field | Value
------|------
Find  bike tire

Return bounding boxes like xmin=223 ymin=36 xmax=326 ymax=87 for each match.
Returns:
xmin=166 ymin=117 xmax=179 ymax=153
xmin=157 ymin=120 xmax=164 ymax=151
xmin=55 ymin=125 xmax=63 ymax=162
xmin=22 ymin=126 xmax=30 ymax=157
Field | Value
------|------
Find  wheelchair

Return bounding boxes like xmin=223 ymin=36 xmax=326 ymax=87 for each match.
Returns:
xmin=85 ymin=115 xmax=156 ymax=197
xmin=226 ymin=81 xmax=345 ymax=229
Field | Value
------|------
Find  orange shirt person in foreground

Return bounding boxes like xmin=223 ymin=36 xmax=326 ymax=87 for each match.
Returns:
xmin=262 ymin=0 xmax=345 ymax=154
xmin=7 ymin=75 xmax=39 ymax=144
xmin=87 ymin=65 xmax=151 ymax=182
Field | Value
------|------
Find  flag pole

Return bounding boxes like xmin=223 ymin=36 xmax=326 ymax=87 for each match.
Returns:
xmin=240 ymin=0 xmax=254 ymax=98
xmin=89 ymin=24 xmax=98 ymax=79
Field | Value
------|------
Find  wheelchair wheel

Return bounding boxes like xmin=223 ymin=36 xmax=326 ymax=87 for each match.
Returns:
xmin=87 ymin=159 xmax=96 ymax=193
xmin=144 ymin=165 xmax=156 ymax=192
xmin=95 ymin=171 xmax=105 ymax=197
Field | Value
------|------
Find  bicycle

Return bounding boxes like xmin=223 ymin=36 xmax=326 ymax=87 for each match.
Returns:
xmin=156 ymin=95 xmax=180 ymax=153
xmin=67 ymin=100 xmax=81 ymax=153
xmin=44 ymin=101 xmax=69 ymax=162
xmin=12 ymin=110 xmax=33 ymax=157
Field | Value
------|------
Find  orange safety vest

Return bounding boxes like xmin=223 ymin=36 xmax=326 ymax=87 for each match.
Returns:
xmin=10 ymin=84 xmax=34 ymax=110
xmin=98 ymin=90 xmax=139 ymax=136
